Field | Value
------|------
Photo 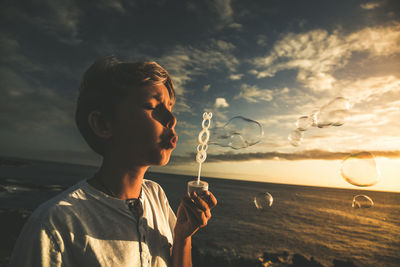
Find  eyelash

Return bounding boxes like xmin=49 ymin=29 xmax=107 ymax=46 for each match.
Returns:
xmin=144 ymin=104 xmax=156 ymax=110
xmin=144 ymin=103 xmax=174 ymax=111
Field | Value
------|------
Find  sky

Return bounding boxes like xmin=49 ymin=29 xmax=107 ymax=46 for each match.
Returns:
xmin=1 ymin=0 xmax=400 ymax=192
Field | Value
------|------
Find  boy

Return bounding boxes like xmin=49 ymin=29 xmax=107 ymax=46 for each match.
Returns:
xmin=9 ymin=55 xmax=217 ymax=267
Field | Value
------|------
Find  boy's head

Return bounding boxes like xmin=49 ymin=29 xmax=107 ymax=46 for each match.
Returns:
xmin=75 ymin=55 xmax=176 ymax=156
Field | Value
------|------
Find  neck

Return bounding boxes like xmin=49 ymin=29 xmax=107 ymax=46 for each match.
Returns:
xmin=90 ymin=156 xmax=149 ymax=200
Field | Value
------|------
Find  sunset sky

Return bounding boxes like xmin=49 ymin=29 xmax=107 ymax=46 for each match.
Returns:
xmin=1 ymin=0 xmax=399 ymax=192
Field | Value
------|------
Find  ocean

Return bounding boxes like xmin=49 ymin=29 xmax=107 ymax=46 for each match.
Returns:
xmin=1 ymin=158 xmax=399 ymax=266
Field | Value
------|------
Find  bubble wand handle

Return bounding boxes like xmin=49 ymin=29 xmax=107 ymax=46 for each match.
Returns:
xmin=197 ymin=163 xmax=202 ymax=182
xmin=196 ymin=112 xmax=213 ymax=184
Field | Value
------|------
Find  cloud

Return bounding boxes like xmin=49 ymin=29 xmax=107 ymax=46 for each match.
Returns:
xmin=347 ymin=25 xmax=400 ymax=55
xmin=4 ymin=149 xmax=102 ymax=167
xmin=258 ymin=113 xmax=299 ymax=129
xmin=228 ymin=23 xmax=243 ymax=30
xmin=229 ymin=74 xmax=243 ymax=80
xmin=339 ymin=75 xmax=400 ymax=104
xmin=0 ymin=76 xmax=75 ymax=132
xmin=256 ymin=34 xmax=269 ymax=47
xmin=95 ymin=0 xmax=129 ymax=13
xmin=235 ymin=84 xmax=274 ymax=102
xmin=1 ymin=0 xmax=82 ymax=45
xmin=187 ymin=0 xmax=242 ymax=30
xmin=215 ymin=40 xmax=236 ymax=51
xmin=209 ymin=0 xmax=242 ymax=29
xmin=175 ymin=121 xmax=198 ymax=138
xmin=212 ymin=0 xmax=233 ymax=22
xmin=203 ymin=84 xmax=211 ymax=92
xmin=215 ymin=98 xmax=229 ymax=108
xmin=235 ymin=84 xmax=290 ymax=103
xmin=173 ymin=98 xmax=194 ymax=115
xmin=171 ymin=149 xmax=400 ymax=163
xmin=250 ymin=25 xmax=400 ymax=91
xmin=0 ymin=35 xmax=42 ymax=72
xmin=360 ymin=2 xmax=381 ymax=10
xmin=0 ymin=73 xmax=75 ymax=132
xmin=0 ymin=34 xmax=75 ymax=132
xmin=158 ymin=40 xmax=239 ymax=115
xmin=159 ymin=40 xmax=239 ymax=96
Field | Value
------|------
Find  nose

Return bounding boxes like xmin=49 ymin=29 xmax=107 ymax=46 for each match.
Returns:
xmin=155 ymin=104 xmax=177 ymax=129
xmin=166 ymin=110 xmax=177 ymax=129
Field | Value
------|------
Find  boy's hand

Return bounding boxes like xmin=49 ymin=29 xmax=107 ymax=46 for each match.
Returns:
xmin=174 ymin=191 xmax=217 ymax=240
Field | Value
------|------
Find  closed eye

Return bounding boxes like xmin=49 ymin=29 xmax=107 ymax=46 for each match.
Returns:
xmin=144 ymin=103 xmax=156 ymax=110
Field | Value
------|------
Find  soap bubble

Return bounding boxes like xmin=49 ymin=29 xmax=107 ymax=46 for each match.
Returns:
xmin=315 ymin=97 xmax=350 ymax=128
xmin=352 ymin=194 xmax=374 ymax=208
xmin=254 ymin=192 xmax=273 ymax=210
xmin=296 ymin=116 xmax=313 ymax=131
xmin=310 ymin=110 xmax=319 ymax=127
xmin=341 ymin=152 xmax=380 ymax=187
xmin=210 ymin=116 xmax=264 ymax=150
xmin=288 ymin=97 xmax=351 ymax=146
xmin=288 ymin=130 xmax=304 ymax=147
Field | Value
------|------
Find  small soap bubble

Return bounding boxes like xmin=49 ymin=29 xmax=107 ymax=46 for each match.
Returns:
xmin=352 ymin=194 xmax=374 ymax=208
xmin=341 ymin=152 xmax=380 ymax=187
xmin=315 ymin=97 xmax=350 ymax=128
xmin=254 ymin=192 xmax=273 ymax=210
xmin=310 ymin=110 xmax=319 ymax=127
xmin=296 ymin=116 xmax=313 ymax=131
xmin=288 ymin=130 xmax=304 ymax=147
xmin=210 ymin=116 xmax=264 ymax=150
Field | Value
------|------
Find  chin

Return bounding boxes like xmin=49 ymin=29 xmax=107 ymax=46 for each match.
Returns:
xmin=151 ymin=150 xmax=172 ymax=166
xmin=158 ymin=159 xmax=170 ymax=166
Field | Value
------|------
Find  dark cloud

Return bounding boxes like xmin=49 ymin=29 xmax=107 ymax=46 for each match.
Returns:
xmin=0 ymin=0 xmax=82 ymax=45
xmin=0 ymin=148 xmax=101 ymax=167
xmin=170 ymin=149 xmax=400 ymax=164
xmin=0 ymin=66 xmax=76 ymax=132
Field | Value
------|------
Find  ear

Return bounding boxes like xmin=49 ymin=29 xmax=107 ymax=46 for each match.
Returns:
xmin=88 ymin=111 xmax=113 ymax=139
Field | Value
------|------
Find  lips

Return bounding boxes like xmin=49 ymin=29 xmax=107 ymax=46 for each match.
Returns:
xmin=161 ymin=131 xmax=178 ymax=149
xmin=170 ymin=135 xmax=178 ymax=148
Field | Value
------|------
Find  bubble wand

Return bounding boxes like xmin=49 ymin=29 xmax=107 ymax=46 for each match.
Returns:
xmin=187 ymin=112 xmax=212 ymax=194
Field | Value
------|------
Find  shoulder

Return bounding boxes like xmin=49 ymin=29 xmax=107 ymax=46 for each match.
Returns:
xmin=28 ymin=180 xmax=88 ymax=226
xmin=142 ymin=179 xmax=163 ymax=192
xmin=142 ymin=179 xmax=168 ymax=202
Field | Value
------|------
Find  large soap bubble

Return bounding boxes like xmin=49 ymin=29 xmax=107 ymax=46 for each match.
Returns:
xmin=210 ymin=116 xmax=264 ymax=150
xmin=341 ymin=152 xmax=380 ymax=187
xmin=288 ymin=97 xmax=351 ymax=147
xmin=315 ymin=97 xmax=351 ymax=128
xmin=352 ymin=194 xmax=374 ymax=208
xmin=254 ymin=192 xmax=273 ymax=210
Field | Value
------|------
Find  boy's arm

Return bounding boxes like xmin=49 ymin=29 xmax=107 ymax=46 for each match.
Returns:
xmin=172 ymin=235 xmax=192 ymax=267
xmin=172 ymin=191 xmax=217 ymax=267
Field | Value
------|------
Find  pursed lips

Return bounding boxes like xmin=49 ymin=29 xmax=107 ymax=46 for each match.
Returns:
xmin=160 ymin=131 xmax=178 ymax=149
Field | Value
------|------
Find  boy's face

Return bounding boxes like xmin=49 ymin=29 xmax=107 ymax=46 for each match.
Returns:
xmin=108 ymin=83 xmax=177 ymax=167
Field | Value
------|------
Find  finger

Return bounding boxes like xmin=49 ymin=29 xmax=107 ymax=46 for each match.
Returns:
xmin=182 ymin=195 xmax=196 ymax=208
xmin=182 ymin=199 xmax=208 ymax=227
xmin=201 ymin=191 xmax=217 ymax=209
xmin=191 ymin=192 xmax=211 ymax=219
xmin=182 ymin=196 xmax=203 ymax=215
xmin=183 ymin=195 xmax=210 ymax=226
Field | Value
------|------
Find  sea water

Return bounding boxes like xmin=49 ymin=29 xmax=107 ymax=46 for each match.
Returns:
xmin=1 ymin=158 xmax=399 ymax=266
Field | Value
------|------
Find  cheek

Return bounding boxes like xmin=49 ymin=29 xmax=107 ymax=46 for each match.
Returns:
xmin=138 ymin=116 xmax=162 ymax=136
xmin=127 ymin=117 xmax=162 ymax=144
xmin=112 ymin=111 xmax=164 ymax=148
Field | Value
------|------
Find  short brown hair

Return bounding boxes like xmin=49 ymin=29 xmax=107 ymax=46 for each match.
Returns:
xmin=75 ymin=55 xmax=175 ymax=155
